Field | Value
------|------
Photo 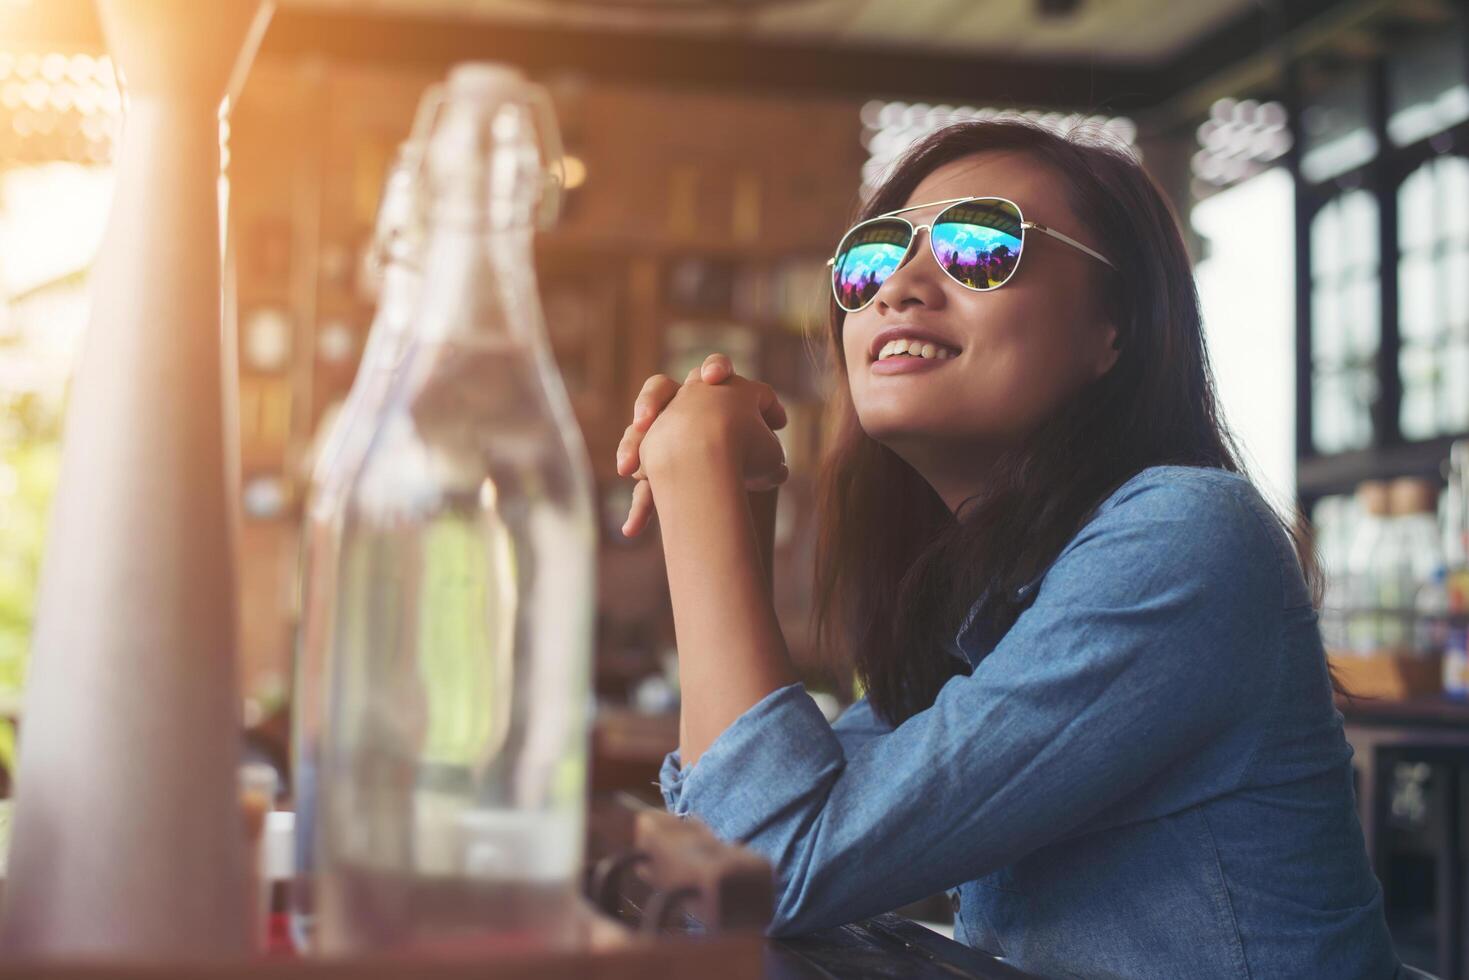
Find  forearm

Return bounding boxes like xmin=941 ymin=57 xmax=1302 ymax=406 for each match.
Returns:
xmin=652 ymin=447 xmax=796 ymax=765
xmin=748 ymin=488 xmax=778 ymax=599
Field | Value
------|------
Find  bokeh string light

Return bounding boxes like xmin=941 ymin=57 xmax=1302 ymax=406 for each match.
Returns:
xmin=0 ymin=50 xmax=121 ymax=166
xmin=859 ymin=100 xmax=1138 ymax=199
xmin=1191 ymin=96 xmax=1293 ymax=200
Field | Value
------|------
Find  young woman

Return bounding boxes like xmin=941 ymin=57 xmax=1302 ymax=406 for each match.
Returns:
xmin=613 ymin=121 xmax=1402 ymax=979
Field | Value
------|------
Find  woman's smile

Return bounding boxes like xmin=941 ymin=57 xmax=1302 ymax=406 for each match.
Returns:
xmin=870 ymin=349 xmax=960 ymax=375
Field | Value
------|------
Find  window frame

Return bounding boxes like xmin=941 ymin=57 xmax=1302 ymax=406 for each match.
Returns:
xmin=1290 ymin=27 xmax=1469 ymax=514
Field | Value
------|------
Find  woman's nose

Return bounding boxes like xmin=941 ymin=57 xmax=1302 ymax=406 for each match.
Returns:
xmin=874 ymin=227 xmax=946 ymax=312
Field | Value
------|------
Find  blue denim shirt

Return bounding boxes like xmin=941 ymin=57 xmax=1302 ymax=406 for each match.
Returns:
xmin=660 ymin=465 xmax=1401 ymax=979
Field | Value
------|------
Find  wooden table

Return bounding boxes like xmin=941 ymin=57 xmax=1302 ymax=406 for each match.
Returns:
xmin=766 ymin=914 xmax=1037 ymax=979
xmin=1340 ymin=695 xmax=1469 ymax=980
xmin=0 ymin=923 xmax=1039 ymax=980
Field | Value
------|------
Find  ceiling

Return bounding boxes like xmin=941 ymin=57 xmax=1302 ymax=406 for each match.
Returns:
xmin=283 ymin=0 xmax=1261 ymax=66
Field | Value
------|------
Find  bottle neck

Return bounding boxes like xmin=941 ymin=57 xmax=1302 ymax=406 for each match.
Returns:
xmin=416 ymin=218 xmax=541 ymax=346
xmin=377 ymin=260 xmax=422 ymax=329
xmin=358 ymin=258 xmax=421 ymax=369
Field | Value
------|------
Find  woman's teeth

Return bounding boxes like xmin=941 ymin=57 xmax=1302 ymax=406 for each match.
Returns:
xmin=876 ymin=338 xmax=958 ymax=362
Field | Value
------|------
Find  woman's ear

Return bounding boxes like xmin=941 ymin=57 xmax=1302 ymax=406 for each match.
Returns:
xmin=1094 ymin=322 xmax=1121 ymax=377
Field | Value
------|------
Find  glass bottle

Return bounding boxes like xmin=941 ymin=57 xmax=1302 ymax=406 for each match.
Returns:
xmin=1345 ymin=480 xmax=1390 ymax=654
xmin=290 ymin=88 xmax=440 ymax=953
xmin=1443 ymin=440 xmax=1469 ymax=615
xmin=1379 ymin=477 xmax=1442 ymax=654
xmin=314 ymin=63 xmax=595 ymax=955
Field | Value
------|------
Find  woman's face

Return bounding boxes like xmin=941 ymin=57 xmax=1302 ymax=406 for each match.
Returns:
xmin=840 ymin=151 xmax=1119 ymax=464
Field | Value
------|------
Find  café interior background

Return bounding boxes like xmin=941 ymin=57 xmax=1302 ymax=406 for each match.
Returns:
xmin=0 ymin=0 xmax=1467 ymax=967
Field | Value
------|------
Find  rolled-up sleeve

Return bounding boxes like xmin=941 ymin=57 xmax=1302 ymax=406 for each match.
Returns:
xmin=660 ymin=683 xmax=842 ymax=830
xmin=659 ymin=472 xmax=1285 ymax=937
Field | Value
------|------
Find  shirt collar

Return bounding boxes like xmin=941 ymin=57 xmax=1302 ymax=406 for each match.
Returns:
xmin=949 ymin=566 xmax=1051 ymax=668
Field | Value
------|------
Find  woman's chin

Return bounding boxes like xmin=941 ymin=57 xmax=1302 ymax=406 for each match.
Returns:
xmin=858 ymin=417 xmax=947 ymax=452
xmin=858 ymin=413 xmax=1009 ymax=460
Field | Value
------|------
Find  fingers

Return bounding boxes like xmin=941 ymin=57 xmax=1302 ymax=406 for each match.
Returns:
xmin=746 ymin=428 xmax=790 ymax=491
xmin=632 ymin=374 xmax=679 ymax=431
xmin=700 ymin=352 xmax=733 ymax=384
xmin=758 ymin=384 xmax=788 ymax=431
xmin=682 ymin=353 xmax=734 ymax=387
xmin=619 ymin=356 xmax=787 ymax=480
xmin=689 ymin=353 xmax=785 ymax=430
xmin=616 ymin=422 xmax=641 ymax=478
xmin=748 ymin=462 xmax=790 ymax=493
xmin=622 ymin=479 xmax=656 ymax=538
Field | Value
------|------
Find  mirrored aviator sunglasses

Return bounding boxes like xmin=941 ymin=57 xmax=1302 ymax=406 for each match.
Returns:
xmin=828 ymin=196 xmax=1115 ymax=314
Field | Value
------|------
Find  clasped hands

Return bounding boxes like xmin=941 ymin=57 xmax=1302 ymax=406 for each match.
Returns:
xmin=615 ymin=353 xmax=789 ymax=538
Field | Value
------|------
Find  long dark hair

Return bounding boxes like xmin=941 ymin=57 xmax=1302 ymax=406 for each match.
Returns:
xmin=812 ymin=120 xmax=1323 ymax=726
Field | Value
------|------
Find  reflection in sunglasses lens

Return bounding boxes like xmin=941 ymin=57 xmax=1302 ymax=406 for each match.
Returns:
xmin=832 ymin=218 xmax=911 ymax=311
xmin=932 ymin=199 xmax=1024 ymax=290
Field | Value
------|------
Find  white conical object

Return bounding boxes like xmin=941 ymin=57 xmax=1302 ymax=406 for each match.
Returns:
xmin=0 ymin=0 xmax=273 ymax=959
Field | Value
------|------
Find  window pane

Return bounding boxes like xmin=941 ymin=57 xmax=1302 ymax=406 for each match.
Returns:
xmin=1441 ymin=156 xmax=1469 ymax=243
xmin=1346 ymin=277 xmax=1380 ymax=360
xmin=1446 ymin=244 xmax=1469 ymax=338
xmin=1300 ymin=62 xmax=1378 ymax=182
xmin=1399 ymin=250 xmax=1436 ymax=342
xmin=1398 ymin=165 xmax=1434 ymax=251
xmin=1342 ymin=189 xmax=1379 ymax=267
xmin=1312 ymin=371 xmax=1347 ymax=453
xmin=1313 ymin=285 xmax=1344 ymax=367
xmin=1348 ymin=367 xmax=1378 ymax=447
xmin=1191 ymin=168 xmax=1296 ymax=503
xmin=1442 ymin=342 xmax=1469 ymax=433
xmin=1396 ymin=157 xmax=1469 ymax=441
xmin=1388 ymin=29 xmax=1469 ymax=146
xmin=1313 ymin=368 xmax=1376 ymax=453
xmin=1400 ymin=342 xmax=1439 ymax=440
xmin=1312 ymin=200 xmax=1341 ymax=275
xmin=1311 ymin=190 xmax=1381 ymax=452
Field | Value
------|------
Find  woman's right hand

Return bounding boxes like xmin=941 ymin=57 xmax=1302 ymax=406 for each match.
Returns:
xmin=615 ymin=352 xmax=788 ymax=538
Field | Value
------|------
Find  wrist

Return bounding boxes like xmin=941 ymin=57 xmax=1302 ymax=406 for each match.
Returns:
xmin=642 ymin=418 xmax=742 ymax=486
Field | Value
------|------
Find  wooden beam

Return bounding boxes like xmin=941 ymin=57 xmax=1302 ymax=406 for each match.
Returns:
xmin=3 ymin=0 xmax=1158 ymax=110
xmin=264 ymin=8 xmax=1161 ymax=110
xmin=1149 ymin=0 xmax=1394 ymax=126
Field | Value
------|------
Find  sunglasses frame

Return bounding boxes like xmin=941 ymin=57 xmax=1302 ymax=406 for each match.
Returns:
xmin=827 ymin=195 xmax=1118 ymax=314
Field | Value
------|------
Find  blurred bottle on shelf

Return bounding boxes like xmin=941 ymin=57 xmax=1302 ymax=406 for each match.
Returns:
xmin=1413 ymin=566 xmax=1449 ymax=657
xmin=1443 ymin=440 xmax=1469 ymax=615
xmin=1445 ymin=627 xmax=1469 ymax=700
xmin=290 ymin=89 xmax=440 ymax=953
xmin=313 ymin=63 xmax=595 ymax=955
xmin=1383 ymin=477 xmax=1445 ymax=657
xmin=1441 ymin=441 xmax=1469 ymax=698
xmin=1343 ymin=480 xmax=1390 ymax=655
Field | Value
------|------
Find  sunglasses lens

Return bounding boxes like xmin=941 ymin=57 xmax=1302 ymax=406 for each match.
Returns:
xmin=832 ymin=218 xmax=911 ymax=311
xmin=932 ymin=199 xmax=1024 ymax=289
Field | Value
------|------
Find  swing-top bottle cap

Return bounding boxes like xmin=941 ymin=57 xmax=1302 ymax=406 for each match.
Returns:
xmin=445 ymin=63 xmax=527 ymax=99
xmin=426 ymin=62 xmax=561 ymax=231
